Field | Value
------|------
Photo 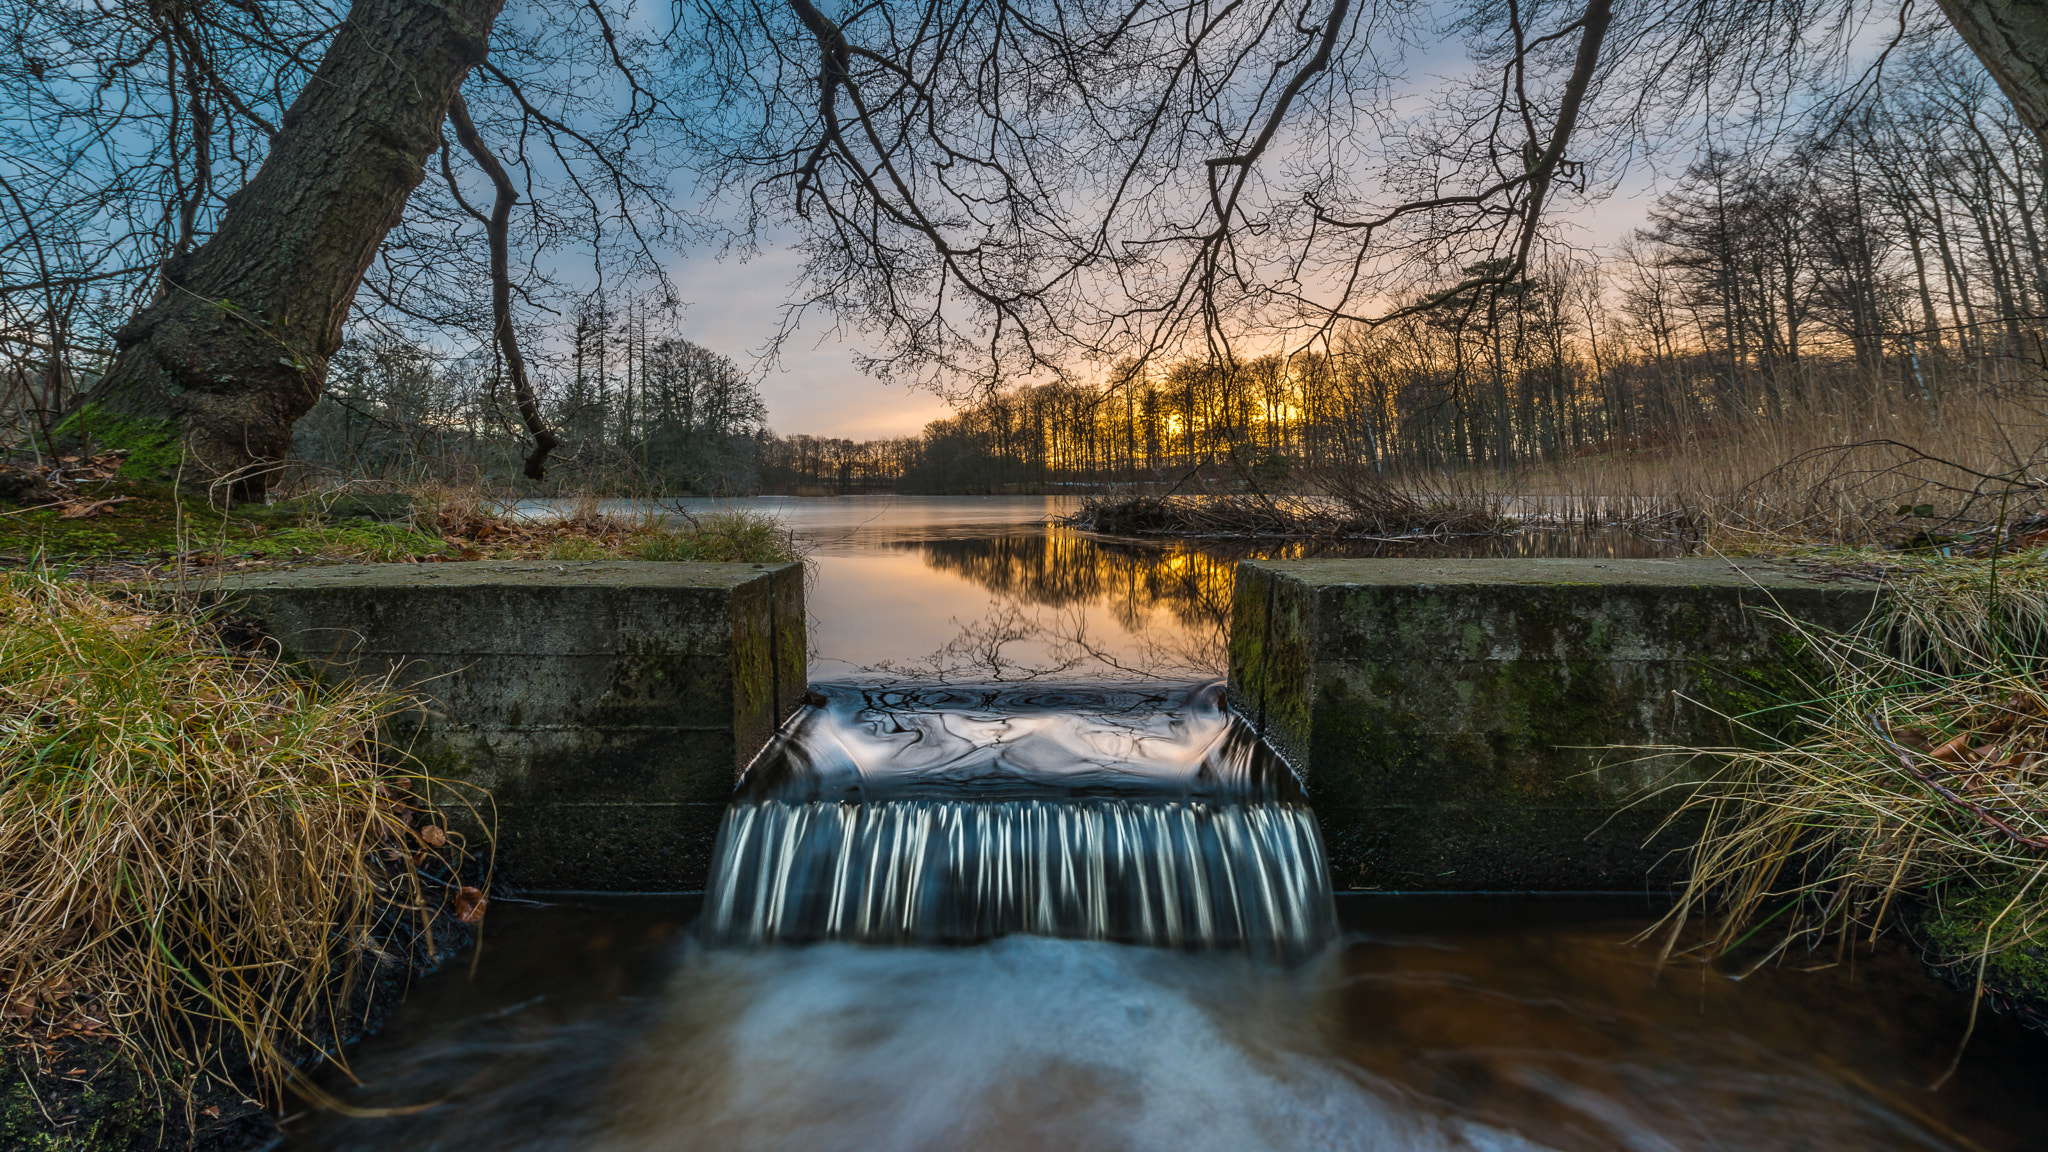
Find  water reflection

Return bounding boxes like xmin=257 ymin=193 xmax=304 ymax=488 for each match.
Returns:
xmin=853 ymin=525 xmax=1687 ymax=680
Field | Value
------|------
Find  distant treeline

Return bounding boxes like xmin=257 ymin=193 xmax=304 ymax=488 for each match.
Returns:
xmin=74 ymin=41 xmax=2040 ymax=496
xmin=751 ymin=43 xmax=2048 ymax=494
xmin=289 ymin=295 xmax=770 ymax=493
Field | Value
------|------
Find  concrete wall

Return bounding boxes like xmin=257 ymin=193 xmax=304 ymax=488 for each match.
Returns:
xmin=1227 ymin=558 xmax=1880 ymax=891
xmin=211 ymin=561 xmax=806 ymax=890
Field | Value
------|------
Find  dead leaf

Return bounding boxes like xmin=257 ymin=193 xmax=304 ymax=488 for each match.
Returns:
xmin=415 ymin=823 xmax=447 ymax=847
xmin=1928 ymin=732 xmax=1973 ymax=764
xmin=56 ymin=496 xmax=133 ymax=520
xmin=453 ymin=886 xmax=487 ymax=924
xmin=200 ymin=1105 xmax=220 ymax=1119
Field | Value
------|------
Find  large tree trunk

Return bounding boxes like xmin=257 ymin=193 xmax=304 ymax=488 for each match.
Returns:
xmin=1939 ymin=0 xmax=2048 ymax=150
xmin=71 ymin=0 xmax=504 ymax=503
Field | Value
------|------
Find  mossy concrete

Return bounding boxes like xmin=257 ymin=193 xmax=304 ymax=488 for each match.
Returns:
xmin=209 ymin=561 xmax=807 ymax=890
xmin=1228 ymin=558 xmax=1880 ymax=891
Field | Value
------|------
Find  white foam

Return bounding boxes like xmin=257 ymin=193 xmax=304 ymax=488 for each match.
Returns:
xmin=598 ymin=938 xmax=1549 ymax=1152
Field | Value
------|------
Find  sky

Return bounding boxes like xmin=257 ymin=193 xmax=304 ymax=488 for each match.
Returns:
xmin=666 ymin=188 xmax=1666 ymax=445
xmin=648 ymin=2 xmax=1927 ymax=445
xmin=662 ymin=242 xmax=955 ymax=443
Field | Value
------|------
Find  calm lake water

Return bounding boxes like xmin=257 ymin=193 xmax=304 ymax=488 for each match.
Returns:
xmin=660 ymin=494 xmax=1687 ymax=678
xmin=283 ymin=497 xmax=2047 ymax=1152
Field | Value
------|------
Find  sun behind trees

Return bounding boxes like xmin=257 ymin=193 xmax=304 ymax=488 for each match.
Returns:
xmin=783 ymin=41 xmax=2047 ymax=547
xmin=8 ymin=1 xmax=2048 ymax=500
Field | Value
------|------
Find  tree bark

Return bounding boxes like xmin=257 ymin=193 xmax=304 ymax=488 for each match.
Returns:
xmin=447 ymin=93 xmax=558 ymax=481
xmin=1939 ymin=0 xmax=2048 ymax=150
xmin=71 ymin=0 xmax=504 ymax=503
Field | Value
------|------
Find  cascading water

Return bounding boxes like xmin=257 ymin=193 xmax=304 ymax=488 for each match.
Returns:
xmin=280 ymin=502 xmax=2048 ymax=1152
xmin=699 ymin=681 xmax=1336 ymax=960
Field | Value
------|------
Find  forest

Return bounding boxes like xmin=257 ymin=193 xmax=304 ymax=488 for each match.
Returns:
xmin=778 ymin=40 xmax=2048 ymax=496
xmin=35 ymin=35 xmax=2009 ymax=501
xmin=10 ymin=2 xmax=2046 ymax=508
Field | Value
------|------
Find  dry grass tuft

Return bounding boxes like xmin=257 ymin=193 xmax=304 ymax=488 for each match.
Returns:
xmin=1653 ymin=570 xmax=2048 ymax=1007
xmin=396 ymin=486 xmax=803 ymax=564
xmin=0 ymin=570 xmax=475 ymax=1097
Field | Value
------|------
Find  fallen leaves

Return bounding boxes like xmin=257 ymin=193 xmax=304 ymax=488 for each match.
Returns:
xmin=1879 ymin=694 xmax=2048 ymax=851
xmin=453 ymin=886 xmax=488 ymax=924
xmin=56 ymin=495 xmax=133 ymax=520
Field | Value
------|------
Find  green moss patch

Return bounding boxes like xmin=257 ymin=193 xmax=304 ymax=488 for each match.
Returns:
xmin=0 ymin=479 xmax=420 ymax=566
xmin=50 ymin=407 xmax=183 ymax=482
xmin=1917 ymin=884 xmax=2048 ymax=1031
xmin=0 ymin=480 xmax=806 ymax=572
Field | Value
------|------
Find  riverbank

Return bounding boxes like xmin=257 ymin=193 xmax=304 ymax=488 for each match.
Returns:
xmin=0 ymin=571 xmax=487 ymax=1150
xmin=0 ymin=459 xmax=801 ymax=575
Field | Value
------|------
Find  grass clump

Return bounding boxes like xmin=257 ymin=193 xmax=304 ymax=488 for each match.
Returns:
xmin=0 ymin=471 xmax=806 ymax=572
xmin=633 ymin=510 xmax=799 ymax=562
xmin=1654 ymin=564 xmax=2048 ymax=1034
xmin=263 ymin=520 xmax=449 ymax=563
xmin=405 ymin=489 xmax=801 ymax=564
xmin=0 ymin=570 xmax=474 ymax=1099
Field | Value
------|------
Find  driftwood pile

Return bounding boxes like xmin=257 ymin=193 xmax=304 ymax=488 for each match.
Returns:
xmin=1067 ymin=471 xmax=1512 ymax=539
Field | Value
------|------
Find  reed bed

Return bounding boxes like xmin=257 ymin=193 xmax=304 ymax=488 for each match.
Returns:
xmin=1653 ymin=565 xmax=2048 ymax=1023
xmin=0 ymin=570 xmax=471 ymax=1097
xmin=1071 ymin=375 xmax=2048 ymax=547
xmin=1524 ymin=373 xmax=2048 ymax=547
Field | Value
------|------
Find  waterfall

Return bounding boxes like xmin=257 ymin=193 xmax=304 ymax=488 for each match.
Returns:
xmin=700 ymin=681 xmax=1336 ymax=960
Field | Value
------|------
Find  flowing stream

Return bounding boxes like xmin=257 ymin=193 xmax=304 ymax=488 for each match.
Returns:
xmin=700 ymin=681 xmax=1334 ymax=959
xmin=287 ymin=498 xmax=2048 ymax=1152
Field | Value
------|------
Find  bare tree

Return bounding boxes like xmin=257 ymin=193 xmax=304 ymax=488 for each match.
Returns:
xmin=63 ymin=1 xmax=504 ymax=502
xmin=679 ymin=0 xmax=1891 ymax=396
xmin=4 ymin=0 xmax=684 ymax=501
xmin=11 ymin=0 xmax=2048 ymax=506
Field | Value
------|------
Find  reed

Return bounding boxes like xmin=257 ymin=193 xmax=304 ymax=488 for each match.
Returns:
xmin=1522 ymin=370 xmax=2048 ymax=547
xmin=1068 ymin=469 xmax=1512 ymax=538
xmin=0 ymin=569 xmax=471 ymax=1097
xmin=1652 ymin=563 xmax=2048 ymax=1007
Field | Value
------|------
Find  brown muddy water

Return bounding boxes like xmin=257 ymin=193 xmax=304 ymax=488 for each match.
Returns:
xmin=288 ymin=498 xmax=2047 ymax=1151
xmin=284 ymin=895 xmax=2048 ymax=1151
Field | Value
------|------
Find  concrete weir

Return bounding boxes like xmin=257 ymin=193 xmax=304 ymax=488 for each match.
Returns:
xmin=1227 ymin=558 xmax=1881 ymax=891
xmin=210 ymin=561 xmax=806 ymax=890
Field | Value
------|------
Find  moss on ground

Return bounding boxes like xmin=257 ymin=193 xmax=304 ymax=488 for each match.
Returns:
xmin=1916 ymin=884 xmax=2048 ymax=1033
xmin=0 ymin=479 xmax=447 ymax=566
xmin=0 ymin=480 xmax=800 ymax=569
xmin=0 ymin=479 xmax=286 ymax=562
xmin=50 ymin=407 xmax=184 ymax=483
xmin=1 ymin=1043 xmax=272 ymax=1152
